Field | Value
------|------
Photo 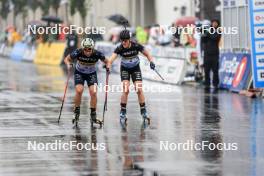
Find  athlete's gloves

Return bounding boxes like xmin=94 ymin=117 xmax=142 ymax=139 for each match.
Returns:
xmin=150 ymin=61 xmax=155 ymax=70
xmin=106 ymin=67 xmax=110 ymax=74
xmin=103 ymin=65 xmax=110 ymax=74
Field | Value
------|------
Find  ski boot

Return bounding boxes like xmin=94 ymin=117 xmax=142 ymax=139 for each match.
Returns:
xmin=119 ymin=109 xmax=127 ymax=126
xmin=90 ymin=111 xmax=103 ymax=127
xmin=72 ymin=107 xmax=80 ymax=126
xmin=141 ymin=108 xmax=150 ymax=125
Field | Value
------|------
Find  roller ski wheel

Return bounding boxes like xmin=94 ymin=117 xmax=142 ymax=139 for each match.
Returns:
xmin=90 ymin=118 xmax=103 ymax=127
xmin=119 ymin=110 xmax=127 ymax=126
xmin=143 ymin=116 xmax=150 ymax=124
xmin=120 ymin=118 xmax=127 ymax=130
xmin=141 ymin=110 xmax=150 ymax=125
xmin=120 ymin=117 xmax=127 ymax=126
xmin=72 ymin=115 xmax=79 ymax=126
xmin=72 ymin=107 xmax=80 ymax=126
xmin=90 ymin=112 xmax=103 ymax=128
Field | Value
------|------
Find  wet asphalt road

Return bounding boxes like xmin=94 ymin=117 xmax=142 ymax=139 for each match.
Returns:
xmin=0 ymin=57 xmax=263 ymax=176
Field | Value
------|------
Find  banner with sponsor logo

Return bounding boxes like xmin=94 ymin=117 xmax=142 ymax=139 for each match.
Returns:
xmin=34 ymin=42 xmax=66 ymax=66
xmin=223 ymin=0 xmax=248 ymax=7
xmin=140 ymin=56 xmax=186 ymax=84
xmin=10 ymin=42 xmax=28 ymax=61
xmin=22 ymin=46 xmax=36 ymax=62
xmin=9 ymin=42 xmax=36 ymax=62
xmin=10 ymin=42 xmax=30 ymax=61
xmin=219 ymin=53 xmax=252 ymax=91
xmin=230 ymin=54 xmax=252 ymax=92
xmin=249 ymin=0 xmax=264 ymax=88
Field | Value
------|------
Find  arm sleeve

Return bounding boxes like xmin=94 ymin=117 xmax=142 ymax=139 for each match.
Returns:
xmin=70 ymin=49 xmax=81 ymax=60
xmin=114 ymin=46 xmax=121 ymax=55
xmin=97 ymin=51 xmax=106 ymax=61
xmin=136 ymin=43 xmax=145 ymax=52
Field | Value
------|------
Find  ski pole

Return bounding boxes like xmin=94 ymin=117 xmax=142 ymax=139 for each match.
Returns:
xmin=153 ymin=68 xmax=165 ymax=81
xmin=58 ymin=68 xmax=71 ymax=123
xmin=102 ymin=71 xmax=110 ymax=124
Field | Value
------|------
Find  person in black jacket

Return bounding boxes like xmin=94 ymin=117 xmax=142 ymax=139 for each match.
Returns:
xmin=201 ymin=19 xmax=221 ymax=89
xmin=63 ymin=32 xmax=78 ymax=58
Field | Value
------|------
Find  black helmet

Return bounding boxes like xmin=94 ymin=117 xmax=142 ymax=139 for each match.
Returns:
xmin=119 ymin=30 xmax=130 ymax=40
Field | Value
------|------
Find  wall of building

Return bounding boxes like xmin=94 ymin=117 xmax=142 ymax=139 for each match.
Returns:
xmin=222 ymin=0 xmax=250 ymax=50
xmin=195 ymin=0 xmax=221 ymax=20
xmin=154 ymin=0 xmax=195 ymax=25
xmin=1 ymin=0 xmax=208 ymax=33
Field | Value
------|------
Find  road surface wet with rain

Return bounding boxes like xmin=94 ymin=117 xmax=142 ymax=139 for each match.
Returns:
xmin=0 ymin=57 xmax=263 ymax=176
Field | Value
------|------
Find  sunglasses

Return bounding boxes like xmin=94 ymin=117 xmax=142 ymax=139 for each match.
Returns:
xmin=84 ymin=48 xmax=92 ymax=52
xmin=121 ymin=39 xmax=130 ymax=43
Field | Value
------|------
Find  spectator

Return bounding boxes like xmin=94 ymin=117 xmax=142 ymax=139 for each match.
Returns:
xmin=10 ymin=28 xmax=22 ymax=46
xmin=201 ymin=19 xmax=221 ymax=89
xmin=172 ymin=24 xmax=181 ymax=47
xmin=194 ymin=21 xmax=203 ymax=66
xmin=136 ymin=26 xmax=148 ymax=44
xmin=157 ymin=25 xmax=173 ymax=46
xmin=148 ymin=24 xmax=160 ymax=45
xmin=64 ymin=31 xmax=78 ymax=58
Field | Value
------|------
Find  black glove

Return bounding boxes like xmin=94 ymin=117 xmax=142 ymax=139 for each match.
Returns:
xmin=106 ymin=67 xmax=110 ymax=74
xmin=103 ymin=65 xmax=110 ymax=74
xmin=150 ymin=61 xmax=155 ymax=70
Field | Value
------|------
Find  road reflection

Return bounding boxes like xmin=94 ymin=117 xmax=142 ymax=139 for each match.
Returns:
xmin=35 ymin=65 xmax=66 ymax=92
xmin=199 ymin=90 xmax=223 ymax=176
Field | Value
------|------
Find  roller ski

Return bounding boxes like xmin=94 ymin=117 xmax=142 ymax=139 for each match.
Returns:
xmin=141 ymin=108 xmax=150 ymax=125
xmin=119 ymin=109 xmax=127 ymax=126
xmin=90 ymin=111 xmax=103 ymax=127
xmin=72 ymin=107 xmax=80 ymax=126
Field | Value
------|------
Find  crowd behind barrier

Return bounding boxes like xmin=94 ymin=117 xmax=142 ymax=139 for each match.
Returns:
xmin=0 ymin=39 xmax=262 ymax=92
xmin=0 ymin=39 xmax=194 ymax=85
xmin=0 ymin=25 xmax=263 ymax=96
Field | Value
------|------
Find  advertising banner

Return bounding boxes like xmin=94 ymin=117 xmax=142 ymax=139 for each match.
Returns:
xmin=34 ymin=43 xmax=66 ymax=66
xmin=249 ymin=0 xmax=264 ymax=88
xmin=10 ymin=42 xmax=28 ymax=61
xmin=219 ymin=53 xmax=252 ymax=91
xmin=230 ymin=54 xmax=252 ymax=92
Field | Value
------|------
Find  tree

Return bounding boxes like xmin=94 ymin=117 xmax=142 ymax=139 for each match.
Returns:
xmin=39 ymin=0 xmax=51 ymax=16
xmin=11 ymin=0 xmax=27 ymax=26
xmin=27 ymin=0 xmax=39 ymax=20
xmin=196 ymin=0 xmax=221 ymax=20
xmin=0 ymin=0 xmax=10 ymax=27
xmin=70 ymin=0 xmax=91 ymax=27
xmin=50 ymin=0 xmax=61 ymax=17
